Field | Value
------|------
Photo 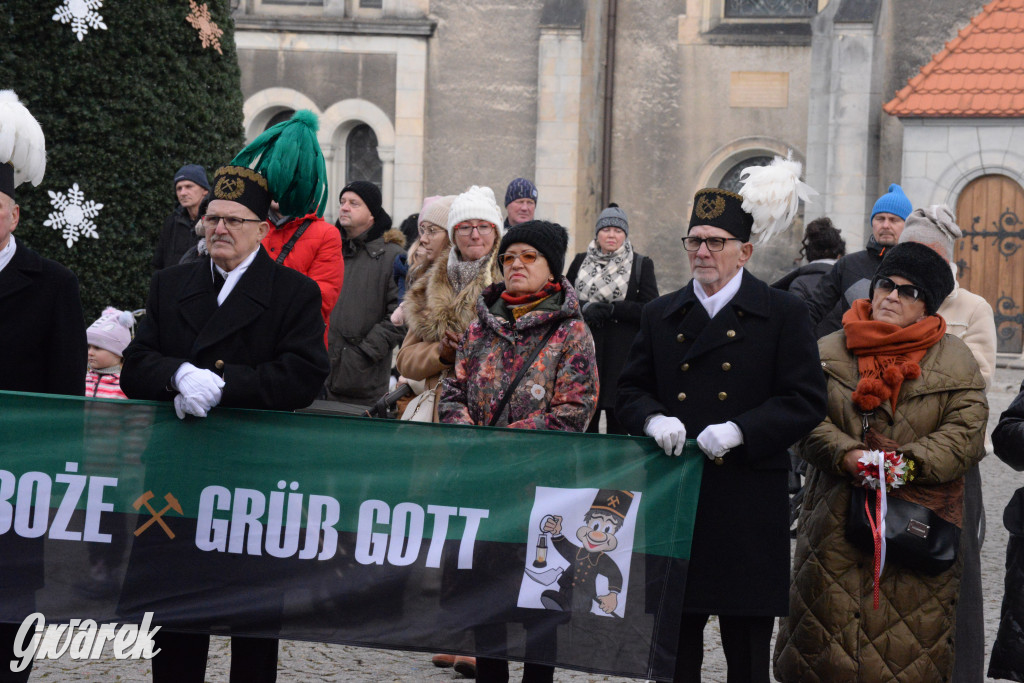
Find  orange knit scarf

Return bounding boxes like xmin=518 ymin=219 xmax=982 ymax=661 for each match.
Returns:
xmin=842 ymin=299 xmax=946 ymax=412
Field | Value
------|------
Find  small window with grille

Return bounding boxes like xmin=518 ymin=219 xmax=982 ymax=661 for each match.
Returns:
xmin=724 ymin=0 xmax=816 ymax=17
xmin=718 ymin=155 xmax=773 ymax=194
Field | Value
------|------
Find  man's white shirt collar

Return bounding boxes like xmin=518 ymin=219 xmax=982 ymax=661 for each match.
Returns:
xmin=0 ymin=235 xmax=16 ymax=274
xmin=211 ymin=247 xmax=259 ymax=306
xmin=693 ymin=267 xmax=744 ymax=319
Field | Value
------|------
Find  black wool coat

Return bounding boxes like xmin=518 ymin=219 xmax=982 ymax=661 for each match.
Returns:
xmin=989 ymin=380 xmax=1024 ymax=681
xmin=0 ymin=242 xmax=86 ymax=396
xmin=0 ymin=242 xmax=86 ymax=592
xmin=122 ymin=248 xmax=328 ymax=411
xmin=567 ymin=251 xmax=659 ymax=410
xmin=615 ymin=270 xmax=826 ymax=615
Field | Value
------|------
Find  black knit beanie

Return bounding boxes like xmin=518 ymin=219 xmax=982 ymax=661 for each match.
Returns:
xmin=340 ymin=180 xmax=392 ymax=231
xmin=869 ymin=242 xmax=955 ymax=316
xmin=498 ymin=219 xmax=569 ymax=278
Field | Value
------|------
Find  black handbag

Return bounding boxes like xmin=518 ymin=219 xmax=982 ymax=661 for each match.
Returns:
xmin=846 ymin=486 xmax=960 ymax=576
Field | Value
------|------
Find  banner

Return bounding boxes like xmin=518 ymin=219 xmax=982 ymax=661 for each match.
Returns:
xmin=0 ymin=391 xmax=702 ymax=680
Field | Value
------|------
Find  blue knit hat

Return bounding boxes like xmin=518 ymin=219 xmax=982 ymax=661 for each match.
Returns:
xmin=173 ymin=164 xmax=210 ymax=191
xmin=871 ymin=183 xmax=912 ymax=221
xmin=504 ymin=177 xmax=538 ymax=207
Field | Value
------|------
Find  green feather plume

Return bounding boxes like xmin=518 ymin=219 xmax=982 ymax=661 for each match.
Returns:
xmin=231 ymin=109 xmax=329 ymax=218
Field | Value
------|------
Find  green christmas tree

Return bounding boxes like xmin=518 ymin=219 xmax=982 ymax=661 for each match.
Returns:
xmin=0 ymin=0 xmax=244 ymax=317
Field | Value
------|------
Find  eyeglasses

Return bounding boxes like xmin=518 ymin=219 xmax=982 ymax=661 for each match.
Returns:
xmin=201 ymin=215 xmax=264 ymax=231
xmin=874 ymin=276 xmax=922 ymax=302
xmin=682 ymin=236 xmax=743 ymax=252
xmin=418 ymin=224 xmax=446 ymax=237
xmin=454 ymin=222 xmax=496 ymax=236
xmin=498 ymin=251 xmax=541 ymax=267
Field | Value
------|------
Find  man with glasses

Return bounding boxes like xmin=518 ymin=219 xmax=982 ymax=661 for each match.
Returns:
xmin=120 ymin=164 xmax=329 ymax=682
xmin=325 ymin=180 xmax=407 ymax=406
xmin=616 ymin=187 xmax=826 ymax=683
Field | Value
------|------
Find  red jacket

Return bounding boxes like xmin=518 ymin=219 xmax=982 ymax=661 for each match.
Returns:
xmin=261 ymin=213 xmax=343 ymax=347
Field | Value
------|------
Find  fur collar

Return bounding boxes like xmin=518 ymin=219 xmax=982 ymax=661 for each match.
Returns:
xmin=404 ymin=244 xmax=502 ymax=343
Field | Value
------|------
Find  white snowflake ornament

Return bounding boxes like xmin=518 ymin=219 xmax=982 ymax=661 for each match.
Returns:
xmin=53 ymin=0 xmax=107 ymax=42
xmin=44 ymin=183 xmax=103 ymax=248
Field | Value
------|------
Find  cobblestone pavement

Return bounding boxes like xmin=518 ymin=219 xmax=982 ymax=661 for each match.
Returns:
xmin=30 ymin=365 xmax=1024 ymax=682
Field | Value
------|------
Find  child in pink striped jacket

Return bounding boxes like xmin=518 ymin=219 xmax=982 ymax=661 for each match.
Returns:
xmin=84 ymin=307 xmax=134 ymax=400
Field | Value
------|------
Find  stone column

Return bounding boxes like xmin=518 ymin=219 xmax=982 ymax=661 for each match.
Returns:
xmin=535 ymin=26 xmax=584 ymax=255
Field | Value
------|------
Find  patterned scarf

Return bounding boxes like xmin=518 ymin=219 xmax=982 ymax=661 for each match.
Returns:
xmin=574 ymin=239 xmax=633 ymax=303
xmin=842 ymin=299 xmax=946 ymax=412
xmin=447 ymin=248 xmax=491 ymax=294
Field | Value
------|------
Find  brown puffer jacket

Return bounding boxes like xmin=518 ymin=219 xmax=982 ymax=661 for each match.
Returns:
xmin=395 ymin=244 xmax=501 ymax=421
xmin=774 ymin=331 xmax=988 ymax=683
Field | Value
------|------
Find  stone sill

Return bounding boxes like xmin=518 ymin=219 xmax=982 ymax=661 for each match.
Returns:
xmin=233 ymin=15 xmax=436 ymax=37
xmin=704 ymin=21 xmax=812 ymax=47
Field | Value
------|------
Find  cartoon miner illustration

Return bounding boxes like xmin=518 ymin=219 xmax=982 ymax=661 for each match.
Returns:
xmin=538 ymin=489 xmax=632 ymax=615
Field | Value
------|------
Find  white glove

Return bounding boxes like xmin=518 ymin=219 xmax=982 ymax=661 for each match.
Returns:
xmin=645 ymin=415 xmax=687 ymax=456
xmin=174 ymin=362 xmax=225 ymax=409
xmin=696 ymin=421 xmax=744 ymax=461
xmin=174 ymin=393 xmax=210 ymax=420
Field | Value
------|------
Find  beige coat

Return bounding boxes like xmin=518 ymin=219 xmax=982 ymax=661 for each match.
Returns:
xmin=938 ymin=282 xmax=996 ymax=389
xmin=395 ymin=244 xmax=501 ymax=421
xmin=774 ymin=332 xmax=988 ymax=683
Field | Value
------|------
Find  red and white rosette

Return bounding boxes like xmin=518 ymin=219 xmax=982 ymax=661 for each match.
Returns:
xmin=856 ymin=449 xmax=913 ymax=609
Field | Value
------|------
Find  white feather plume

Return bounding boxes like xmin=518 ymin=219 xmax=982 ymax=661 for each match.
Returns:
xmin=0 ymin=90 xmax=46 ymax=187
xmin=738 ymin=153 xmax=817 ymax=245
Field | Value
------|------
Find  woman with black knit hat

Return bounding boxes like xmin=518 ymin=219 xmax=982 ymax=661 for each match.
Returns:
xmin=566 ymin=204 xmax=658 ymax=434
xmin=775 ymin=242 xmax=989 ymax=682
xmin=438 ymin=219 xmax=598 ymax=683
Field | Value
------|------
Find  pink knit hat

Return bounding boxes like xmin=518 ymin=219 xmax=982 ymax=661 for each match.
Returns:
xmin=86 ymin=307 xmax=134 ymax=357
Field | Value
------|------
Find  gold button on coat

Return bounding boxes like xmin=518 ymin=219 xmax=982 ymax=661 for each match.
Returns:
xmin=676 ymin=333 xmax=685 ymax=342
xmin=215 ymin=360 xmax=225 ymax=370
xmin=726 ymin=330 xmax=736 ymax=338
xmin=722 ymin=362 xmax=731 ymax=371
xmin=718 ymin=392 xmax=727 ymax=400
xmin=677 ymin=392 xmax=687 ymax=401
xmin=680 ymin=363 xmax=690 ymax=372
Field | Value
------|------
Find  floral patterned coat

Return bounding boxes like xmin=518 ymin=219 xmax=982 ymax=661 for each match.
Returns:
xmin=438 ymin=277 xmax=598 ymax=431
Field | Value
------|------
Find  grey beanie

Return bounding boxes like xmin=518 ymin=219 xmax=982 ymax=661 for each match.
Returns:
xmin=898 ymin=205 xmax=962 ymax=262
xmin=595 ymin=203 xmax=628 ymax=235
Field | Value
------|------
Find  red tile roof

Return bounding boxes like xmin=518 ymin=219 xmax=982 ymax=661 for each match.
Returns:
xmin=885 ymin=0 xmax=1024 ymax=117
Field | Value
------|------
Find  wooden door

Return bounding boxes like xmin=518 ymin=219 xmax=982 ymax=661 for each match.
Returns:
xmin=955 ymin=174 xmax=1024 ymax=354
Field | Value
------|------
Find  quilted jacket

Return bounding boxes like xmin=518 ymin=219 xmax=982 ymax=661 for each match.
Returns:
xmin=774 ymin=331 xmax=987 ymax=683
xmin=438 ymin=277 xmax=598 ymax=431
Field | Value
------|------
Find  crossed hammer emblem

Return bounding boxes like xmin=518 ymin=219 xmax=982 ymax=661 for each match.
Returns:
xmin=133 ymin=491 xmax=183 ymax=539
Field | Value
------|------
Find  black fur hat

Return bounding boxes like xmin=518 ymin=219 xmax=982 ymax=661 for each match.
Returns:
xmin=870 ymin=242 xmax=955 ymax=316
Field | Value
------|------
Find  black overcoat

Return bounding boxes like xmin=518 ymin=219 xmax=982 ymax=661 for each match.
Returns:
xmin=615 ymin=270 xmax=826 ymax=615
xmin=122 ymin=248 xmax=328 ymax=411
xmin=567 ymin=251 xmax=659 ymax=410
xmin=0 ymin=242 xmax=86 ymax=397
xmin=0 ymin=242 xmax=86 ymax=595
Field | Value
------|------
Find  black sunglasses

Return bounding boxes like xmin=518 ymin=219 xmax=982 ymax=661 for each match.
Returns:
xmin=874 ymin=276 xmax=921 ymax=302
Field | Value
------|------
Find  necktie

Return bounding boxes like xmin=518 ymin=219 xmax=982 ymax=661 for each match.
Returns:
xmin=213 ymin=270 xmax=225 ymax=295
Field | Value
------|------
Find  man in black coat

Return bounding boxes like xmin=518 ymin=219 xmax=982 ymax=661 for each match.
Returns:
xmin=615 ymin=187 xmax=826 ymax=683
xmin=803 ymin=183 xmax=912 ymax=337
xmin=151 ymin=164 xmax=210 ymax=270
xmin=0 ymin=155 xmax=87 ymax=683
xmin=122 ymin=164 xmax=329 ymax=683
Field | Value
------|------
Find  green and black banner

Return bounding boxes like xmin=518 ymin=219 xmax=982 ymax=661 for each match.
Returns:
xmin=0 ymin=391 xmax=702 ymax=680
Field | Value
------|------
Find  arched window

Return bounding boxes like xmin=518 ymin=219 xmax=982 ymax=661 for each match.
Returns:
xmin=718 ymin=155 xmax=773 ymax=194
xmin=264 ymin=109 xmax=295 ymax=131
xmin=346 ymin=124 xmax=382 ymax=188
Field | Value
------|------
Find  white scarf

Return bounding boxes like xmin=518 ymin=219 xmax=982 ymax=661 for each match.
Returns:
xmin=574 ymin=239 xmax=634 ymax=303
